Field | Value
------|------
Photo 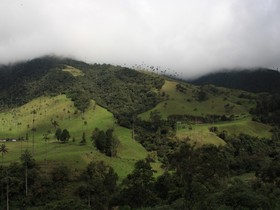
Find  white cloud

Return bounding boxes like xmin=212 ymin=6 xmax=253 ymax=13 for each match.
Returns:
xmin=1 ymin=0 xmax=280 ymax=77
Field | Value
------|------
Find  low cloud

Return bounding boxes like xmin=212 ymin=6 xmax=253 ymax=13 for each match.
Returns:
xmin=1 ymin=0 xmax=280 ymax=78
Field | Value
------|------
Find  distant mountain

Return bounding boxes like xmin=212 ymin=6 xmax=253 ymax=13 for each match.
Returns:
xmin=188 ymin=68 xmax=280 ymax=93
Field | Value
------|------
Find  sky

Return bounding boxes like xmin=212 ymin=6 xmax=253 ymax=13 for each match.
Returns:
xmin=0 ymin=0 xmax=280 ymax=78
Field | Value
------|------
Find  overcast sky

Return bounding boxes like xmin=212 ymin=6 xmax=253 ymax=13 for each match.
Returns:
xmin=1 ymin=0 xmax=280 ymax=78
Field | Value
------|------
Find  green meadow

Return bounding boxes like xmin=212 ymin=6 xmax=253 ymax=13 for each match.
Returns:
xmin=140 ymin=80 xmax=252 ymax=120
xmin=0 ymin=95 xmax=161 ymax=179
xmin=140 ymin=80 xmax=272 ymax=145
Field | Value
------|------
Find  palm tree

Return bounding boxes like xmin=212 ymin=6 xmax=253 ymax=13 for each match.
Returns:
xmin=5 ymin=169 xmax=10 ymax=210
xmin=0 ymin=144 xmax=8 ymax=205
xmin=20 ymin=149 xmax=33 ymax=196
xmin=0 ymin=144 xmax=8 ymax=166
xmin=51 ymin=120 xmax=59 ymax=130
xmin=42 ymin=132 xmax=50 ymax=167
xmin=31 ymin=110 xmax=36 ymax=155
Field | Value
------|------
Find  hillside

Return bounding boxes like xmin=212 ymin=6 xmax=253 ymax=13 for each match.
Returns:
xmin=139 ymin=79 xmax=272 ymax=147
xmin=188 ymin=68 xmax=280 ymax=93
xmin=0 ymin=95 xmax=162 ymax=179
xmin=0 ymin=56 xmax=164 ymax=122
xmin=1 ymin=57 xmax=280 ymax=209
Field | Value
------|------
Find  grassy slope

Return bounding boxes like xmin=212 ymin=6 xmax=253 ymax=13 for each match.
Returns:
xmin=140 ymin=80 xmax=251 ymax=119
xmin=140 ymin=80 xmax=272 ymax=145
xmin=0 ymin=95 xmax=161 ymax=179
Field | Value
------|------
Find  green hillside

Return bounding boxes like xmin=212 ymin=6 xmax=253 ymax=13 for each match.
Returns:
xmin=140 ymin=80 xmax=253 ymax=119
xmin=0 ymin=95 xmax=160 ymax=179
xmin=139 ymin=80 xmax=272 ymax=145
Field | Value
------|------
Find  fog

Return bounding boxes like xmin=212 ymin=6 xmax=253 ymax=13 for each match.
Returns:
xmin=1 ymin=0 xmax=280 ymax=78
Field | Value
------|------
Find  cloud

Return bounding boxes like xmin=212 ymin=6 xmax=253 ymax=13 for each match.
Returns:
xmin=0 ymin=0 xmax=280 ymax=77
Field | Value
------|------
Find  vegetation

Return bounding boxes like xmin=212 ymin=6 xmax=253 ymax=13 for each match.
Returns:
xmin=92 ymin=128 xmax=119 ymax=157
xmin=0 ymin=56 xmax=280 ymax=209
xmin=0 ymin=56 xmax=164 ymax=118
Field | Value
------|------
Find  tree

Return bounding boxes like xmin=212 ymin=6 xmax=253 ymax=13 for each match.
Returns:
xmin=43 ymin=132 xmax=50 ymax=167
xmin=169 ymin=143 xmax=228 ymax=209
xmin=20 ymin=150 xmax=35 ymax=196
xmin=149 ymin=110 xmax=162 ymax=131
xmin=31 ymin=110 xmax=36 ymax=155
xmin=60 ymin=129 xmax=70 ymax=143
xmin=51 ymin=164 xmax=70 ymax=199
xmin=51 ymin=120 xmax=59 ymax=130
xmin=92 ymin=128 xmax=119 ymax=157
xmin=119 ymin=159 xmax=157 ymax=208
xmin=196 ymin=90 xmax=208 ymax=101
xmin=55 ymin=128 xmax=62 ymax=141
xmin=0 ymin=144 xmax=8 ymax=166
xmin=0 ymin=144 xmax=8 ymax=205
xmin=80 ymin=132 xmax=86 ymax=145
xmin=78 ymin=161 xmax=118 ymax=209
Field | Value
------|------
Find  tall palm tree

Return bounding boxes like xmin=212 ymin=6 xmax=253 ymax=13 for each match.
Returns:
xmin=0 ymin=144 xmax=8 ymax=166
xmin=20 ymin=149 xmax=33 ymax=196
xmin=51 ymin=120 xmax=59 ymax=130
xmin=43 ymin=132 xmax=50 ymax=168
xmin=1 ymin=144 xmax=8 ymax=204
xmin=31 ymin=110 xmax=36 ymax=155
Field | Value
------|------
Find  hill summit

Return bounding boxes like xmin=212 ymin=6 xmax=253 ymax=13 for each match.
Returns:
xmin=0 ymin=56 xmax=164 ymax=124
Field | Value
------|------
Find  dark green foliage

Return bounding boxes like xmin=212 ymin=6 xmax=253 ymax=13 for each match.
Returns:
xmin=251 ymin=93 xmax=280 ymax=126
xmin=60 ymin=129 xmax=70 ymax=143
xmin=195 ymin=90 xmax=208 ymax=101
xmin=134 ymin=116 xmax=177 ymax=163
xmin=175 ymin=84 xmax=187 ymax=93
xmin=168 ymin=143 xmax=228 ymax=209
xmin=92 ymin=128 xmax=119 ymax=157
xmin=119 ymin=159 xmax=158 ymax=208
xmin=256 ymin=155 xmax=280 ymax=187
xmin=80 ymin=132 xmax=86 ymax=145
xmin=1 ymin=131 xmax=280 ymax=209
xmin=51 ymin=164 xmax=70 ymax=189
xmin=78 ymin=161 xmax=118 ymax=210
xmin=168 ymin=113 xmax=234 ymax=124
xmin=222 ymin=133 xmax=274 ymax=174
xmin=189 ymin=68 xmax=280 ymax=94
xmin=217 ymin=180 xmax=270 ymax=210
xmin=55 ymin=128 xmax=62 ymax=140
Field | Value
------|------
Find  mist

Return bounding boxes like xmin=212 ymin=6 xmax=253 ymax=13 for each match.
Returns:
xmin=1 ymin=0 xmax=280 ymax=78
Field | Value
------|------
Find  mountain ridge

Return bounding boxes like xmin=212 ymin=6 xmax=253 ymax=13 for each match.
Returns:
xmin=188 ymin=68 xmax=280 ymax=93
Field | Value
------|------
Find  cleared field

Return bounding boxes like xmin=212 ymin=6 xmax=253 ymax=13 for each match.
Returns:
xmin=176 ymin=117 xmax=272 ymax=146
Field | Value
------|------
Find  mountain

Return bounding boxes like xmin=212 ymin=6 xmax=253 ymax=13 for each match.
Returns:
xmin=0 ymin=56 xmax=164 ymax=124
xmin=188 ymin=68 xmax=280 ymax=93
xmin=1 ymin=57 xmax=280 ymax=209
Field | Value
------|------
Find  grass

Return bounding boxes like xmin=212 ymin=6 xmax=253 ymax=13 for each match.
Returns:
xmin=176 ymin=117 xmax=272 ymax=146
xmin=176 ymin=125 xmax=226 ymax=146
xmin=0 ymin=95 xmax=161 ymax=179
xmin=140 ymin=80 xmax=251 ymax=120
xmin=62 ymin=65 xmax=85 ymax=76
xmin=140 ymin=80 xmax=272 ymax=146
